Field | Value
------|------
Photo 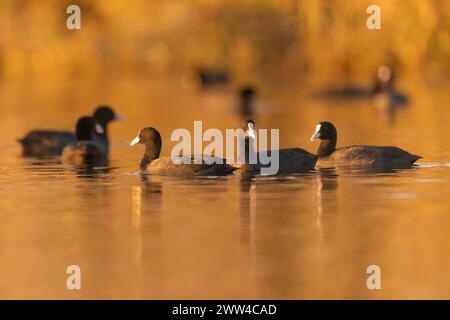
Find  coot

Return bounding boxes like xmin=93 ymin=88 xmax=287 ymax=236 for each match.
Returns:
xmin=310 ymin=121 xmax=421 ymax=168
xmin=130 ymin=127 xmax=236 ymax=176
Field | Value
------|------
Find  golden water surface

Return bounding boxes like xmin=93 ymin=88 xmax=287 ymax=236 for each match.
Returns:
xmin=0 ymin=77 xmax=449 ymax=299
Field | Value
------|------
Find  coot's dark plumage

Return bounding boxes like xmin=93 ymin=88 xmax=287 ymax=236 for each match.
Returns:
xmin=18 ymin=131 xmax=75 ymax=157
xmin=310 ymin=121 xmax=421 ymax=168
xmin=316 ymin=65 xmax=408 ymax=106
xmin=62 ymin=116 xmax=107 ymax=164
xmin=235 ymin=120 xmax=317 ymax=174
xmin=130 ymin=127 xmax=236 ymax=176
xmin=196 ymin=67 xmax=230 ymax=88
xmin=91 ymin=106 xmax=123 ymax=154
xmin=318 ymin=85 xmax=370 ymax=100
xmin=18 ymin=105 xmax=122 ymax=157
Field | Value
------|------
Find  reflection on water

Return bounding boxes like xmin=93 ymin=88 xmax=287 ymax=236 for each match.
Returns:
xmin=1 ymin=78 xmax=450 ymax=299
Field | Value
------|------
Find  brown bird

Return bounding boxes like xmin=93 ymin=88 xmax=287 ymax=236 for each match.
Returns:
xmin=310 ymin=121 xmax=421 ymax=169
xmin=130 ymin=127 xmax=236 ymax=176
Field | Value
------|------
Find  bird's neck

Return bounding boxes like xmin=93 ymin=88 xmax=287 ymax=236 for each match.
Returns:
xmin=76 ymin=132 xmax=92 ymax=141
xmin=245 ymin=137 xmax=250 ymax=163
xmin=240 ymin=98 xmax=252 ymax=117
xmin=141 ymin=143 xmax=161 ymax=170
xmin=317 ymin=138 xmax=336 ymax=157
xmin=244 ymin=136 xmax=257 ymax=163
xmin=93 ymin=128 xmax=109 ymax=153
xmin=241 ymin=136 xmax=259 ymax=170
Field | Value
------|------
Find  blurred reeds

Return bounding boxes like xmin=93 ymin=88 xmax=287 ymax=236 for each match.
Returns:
xmin=0 ymin=0 xmax=449 ymax=81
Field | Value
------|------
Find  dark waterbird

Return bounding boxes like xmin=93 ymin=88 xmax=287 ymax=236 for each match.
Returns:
xmin=195 ymin=67 xmax=230 ymax=88
xmin=310 ymin=121 xmax=421 ymax=168
xmin=316 ymin=65 xmax=409 ymax=106
xmin=239 ymin=86 xmax=257 ymax=117
xmin=62 ymin=116 xmax=107 ymax=165
xmin=235 ymin=120 xmax=317 ymax=174
xmin=18 ymin=105 xmax=123 ymax=157
xmin=370 ymin=65 xmax=409 ymax=115
xmin=317 ymin=85 xmax=370 ymax=100
xmin=129 ymin=127 xmax=236 ymax=176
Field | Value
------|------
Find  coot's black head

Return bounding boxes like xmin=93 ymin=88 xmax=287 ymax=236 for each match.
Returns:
xmin=130 ymin=127 xmax=162 ymax=168
xmin=311 ymin=121 xmax=337 ymax=142
xmin=75 ymin=116 xmax=96 ymax=141
xmin=311 ymin=121 xmax=338 ymax=156
xmin=240 ymin=86 xmax=256 ymax=99
xmin=239 ymin=86 xmax=257 ymax=117
xmin=130 ymin=127 xmax=162 ymax=148
xmin=241 ymin=119 xmax=256 ymax=139
xmin=93 ymin=105 xmax=123 ymax=127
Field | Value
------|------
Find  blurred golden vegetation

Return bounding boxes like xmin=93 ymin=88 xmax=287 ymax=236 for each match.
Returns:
xmin=0 ymin=0 xmax=449 ymax=81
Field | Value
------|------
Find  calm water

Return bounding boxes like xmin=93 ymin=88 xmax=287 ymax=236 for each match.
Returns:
xmin=1 ymin=77 xmax=450 ymax=299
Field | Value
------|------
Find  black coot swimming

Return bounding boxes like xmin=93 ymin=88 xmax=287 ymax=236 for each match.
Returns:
xmin=235 ymin=119 xmax=317 ymax=174
xmin=310 ymin=121 xmax=421 ymax=168
xmin=18 ymin=105 xmax=123 ymax=157
xmin=195 ymin=67 xmax=230 ymax=88
xmin=129 ymin=127 xmax=236 ymax=176
xmin=371 ymin=65 xmax=409 ymax=110
xmin=62 ymin=116 xmax=107 ymax=164
xmin=90 ymin=106 xmax=124 ymax=154
xmin=316 ymin=65 xmax=409 ymax=106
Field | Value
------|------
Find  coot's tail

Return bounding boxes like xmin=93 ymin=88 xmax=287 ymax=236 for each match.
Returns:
xmin=410 ymin=154 xmax=422 ymax=164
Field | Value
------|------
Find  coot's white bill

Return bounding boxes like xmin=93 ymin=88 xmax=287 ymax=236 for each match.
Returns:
xmin=247 ymin=122 xmax=257 ymax=139
xmin=115 ymin=114 xmax=125 ymax=122
xmin=130 ymin=136 xmax=140 ymax=146
xmin=311 ymin=124 xmax=322 ymax=141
